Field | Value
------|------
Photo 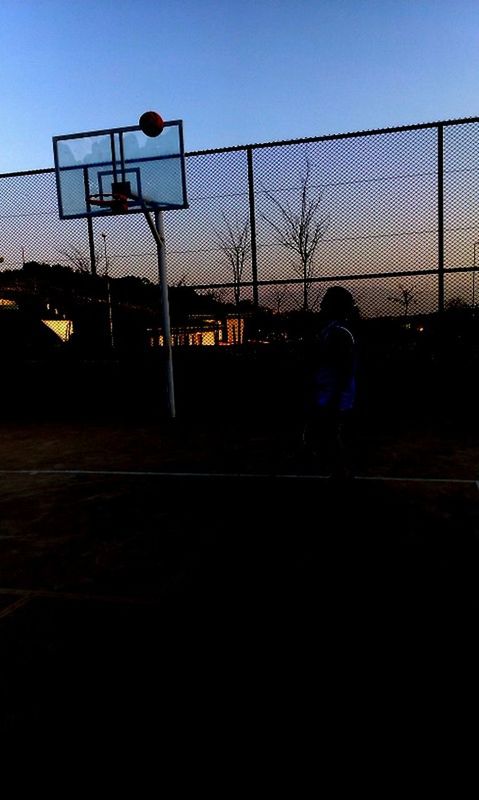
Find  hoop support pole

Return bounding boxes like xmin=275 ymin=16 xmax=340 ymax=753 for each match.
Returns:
xmin=142 ymin=208 xmax=176 ymax=419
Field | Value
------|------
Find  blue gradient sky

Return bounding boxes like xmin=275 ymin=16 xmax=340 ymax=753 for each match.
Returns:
xmin=1 ymin=0 xmax=479 ymax=173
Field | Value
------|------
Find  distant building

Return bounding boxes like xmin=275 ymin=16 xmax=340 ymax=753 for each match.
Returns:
xmin=41 ymin=319 xmax=74 ymax=343
xmin=0 ymin=298 xmax=18 ymax=311
xmin=148 ymin=313 xmax=245 ymax=347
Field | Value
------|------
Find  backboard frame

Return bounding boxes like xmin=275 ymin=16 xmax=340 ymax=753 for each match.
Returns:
xmin=53 ymin=119 xmax=188 ymax=220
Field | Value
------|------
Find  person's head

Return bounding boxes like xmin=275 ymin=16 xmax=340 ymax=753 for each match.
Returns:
xmin=320 ymin=286 xmax=356 ymax=320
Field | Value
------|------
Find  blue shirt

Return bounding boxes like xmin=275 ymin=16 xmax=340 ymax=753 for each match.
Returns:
xmin=313 ymin=320 xmax=356 ymax=412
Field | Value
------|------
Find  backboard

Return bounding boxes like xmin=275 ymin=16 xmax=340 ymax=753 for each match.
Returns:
xmin=53 ymin=119 xmax=188 ymax=219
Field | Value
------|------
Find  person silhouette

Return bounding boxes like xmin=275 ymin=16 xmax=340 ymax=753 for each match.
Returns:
xmin=302 ymin=286 xmax=359 ymax=478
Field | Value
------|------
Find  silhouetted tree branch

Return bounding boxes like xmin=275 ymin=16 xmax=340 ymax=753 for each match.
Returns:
xmin=261 ymin=160 xmax=328 ymax=311
xmin=58 ymin=245 xmax=102 ymax=273
xmin=388 ymin=283 xmax=418 ymax=317
xmin=215 ymin=213 xmax=250 ymax=306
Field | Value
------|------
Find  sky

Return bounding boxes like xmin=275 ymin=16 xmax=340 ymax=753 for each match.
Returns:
xmin=1 ymin=0 xmax=479 ymax=173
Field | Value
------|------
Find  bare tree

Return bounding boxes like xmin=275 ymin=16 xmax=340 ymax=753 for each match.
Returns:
xmin=388 ymin=283 xmax=418 ymax=317
xmin=215 ymin=213 xmax=250 ymax=306
xmin=446 ymin=296 xmax=468 ymax=311
xmin=204 ymin=287 xmax=227 ymax=305
xmin=270 ymin=282 xmax=289 ymax=314
xmin=262 ymin=160 xmax=328 ymax=311
xmin=58 ymin=244 xmax=102 ymax=273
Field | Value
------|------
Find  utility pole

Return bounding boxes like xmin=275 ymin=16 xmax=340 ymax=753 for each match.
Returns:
xmin=473 ymin=241 xmax=479 ymax=315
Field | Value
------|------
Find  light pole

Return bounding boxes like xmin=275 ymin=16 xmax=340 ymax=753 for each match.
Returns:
xmin=473 ymin=242 xmax=479 ymax=315
xmin=101 ymin=233 xmax=115 ymax=349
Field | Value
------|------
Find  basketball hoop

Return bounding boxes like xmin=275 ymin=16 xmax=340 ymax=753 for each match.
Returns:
xmin=53 ymin=117 xmax=188 ymax=420
xmin=88 ymin=193 xmax=129 ymax=215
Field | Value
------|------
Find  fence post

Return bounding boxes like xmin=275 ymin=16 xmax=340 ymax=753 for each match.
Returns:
xmin=247 ymin=146 xmax=259 ymax=308
xmin=437 ymin=124 xmax=444 ymax=313
xmin=87 ymin=215 xmax=96 ymax=276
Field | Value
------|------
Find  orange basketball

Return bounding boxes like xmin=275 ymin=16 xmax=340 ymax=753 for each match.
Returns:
xmin=139 ymin=111 xmax=164 ymax=137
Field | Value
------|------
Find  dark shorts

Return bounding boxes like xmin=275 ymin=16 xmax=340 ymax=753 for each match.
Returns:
xmin=302 ymin=407 xmax=354 ymax=476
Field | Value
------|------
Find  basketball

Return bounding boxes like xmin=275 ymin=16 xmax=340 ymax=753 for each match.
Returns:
xmin=139 ymin=111 xmax=164 ymax=137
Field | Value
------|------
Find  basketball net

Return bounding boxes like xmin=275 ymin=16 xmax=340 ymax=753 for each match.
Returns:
xmin=88 ymin=193 xmax=129 ymax=215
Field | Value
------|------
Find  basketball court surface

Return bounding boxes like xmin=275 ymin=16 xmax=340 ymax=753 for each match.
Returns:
xmin=0 ymin=417 xmax=477 ymax=735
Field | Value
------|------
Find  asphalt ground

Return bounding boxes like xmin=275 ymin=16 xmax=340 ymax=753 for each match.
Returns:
xmin=1 ymin=456 xmax=478 ymax=738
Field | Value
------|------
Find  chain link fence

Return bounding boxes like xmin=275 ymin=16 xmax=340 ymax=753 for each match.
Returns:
xmin=0 ymin=116 xmax=478 ymax=332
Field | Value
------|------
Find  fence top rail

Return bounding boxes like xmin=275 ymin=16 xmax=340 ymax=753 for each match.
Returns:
xmin=0 ymin=166 xmax=55 ymax=180
xmin=1 ymin=114 xmax=479 ymax=179
xmin=185 ymin=115 xmax=479 ymax=157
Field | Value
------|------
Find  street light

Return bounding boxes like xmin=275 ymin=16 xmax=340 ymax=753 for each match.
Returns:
xmin=473 ymin=242 xmax=479 ymax=315
xmin=101 ymin=233 xmax=114 ymax=349
xmin=101 ymin=232 xmax=108 ymax=275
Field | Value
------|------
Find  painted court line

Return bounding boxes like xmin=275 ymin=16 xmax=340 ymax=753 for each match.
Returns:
xmin=0 ymin=594 xmax=32 ymax=620
xmin=0 ymin=468 xmax=477 ymax=486
xmin=0 ymin=586 xmax=163 ymax=607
